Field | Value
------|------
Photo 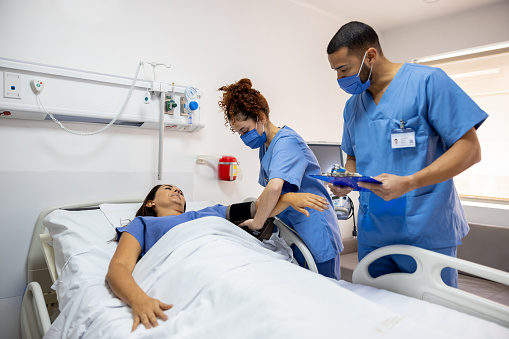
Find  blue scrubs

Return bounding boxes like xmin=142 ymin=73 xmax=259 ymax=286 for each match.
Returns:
xmin=116 ymin=205 xmax=227 ymax=257
xmin=341 ymin=63 xmax=488 ymax=286
xmin=259 ymin=126 xmax=343 ymax=278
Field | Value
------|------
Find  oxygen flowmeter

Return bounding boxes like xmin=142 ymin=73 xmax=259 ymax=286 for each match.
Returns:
xmin=182 ymin=86 xmax=199 ymax=125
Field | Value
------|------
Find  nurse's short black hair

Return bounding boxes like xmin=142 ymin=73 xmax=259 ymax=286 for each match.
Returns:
xmin=327 ymin=21 xmax=383 ymax=57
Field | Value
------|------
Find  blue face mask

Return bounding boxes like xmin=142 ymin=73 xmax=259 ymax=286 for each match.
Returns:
xmin=337 ymin=51 xmax=372 ymax=95
xmin=240 ymin=120 xmax=267 ymax=149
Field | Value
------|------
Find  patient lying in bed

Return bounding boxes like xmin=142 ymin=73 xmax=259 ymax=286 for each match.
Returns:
xmin=106 ymin=184 xmax=328 ymax=332
xmin=42 ymin=193 xmax=509 ymax=338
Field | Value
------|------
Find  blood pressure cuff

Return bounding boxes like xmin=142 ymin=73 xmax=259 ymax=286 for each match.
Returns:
xmin=226 ymin=201 xmax=256 ymax=224
xmin=226 ymin=201 xmax=275 ymax=241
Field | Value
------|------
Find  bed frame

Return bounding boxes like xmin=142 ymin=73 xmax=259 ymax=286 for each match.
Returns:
xmin=20 ymin=200 xmax=316 ymax=339
xmin=353 ymin=244 xmax=509 ymax=328
xmin=21 ymin=200 xmax=509 ymax=338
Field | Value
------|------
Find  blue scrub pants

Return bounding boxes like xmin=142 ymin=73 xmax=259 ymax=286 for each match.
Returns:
xmin=292 ymin=245 xmax=341 ymax=280
xmin=357 ymin=243 xmax=458 ymax=288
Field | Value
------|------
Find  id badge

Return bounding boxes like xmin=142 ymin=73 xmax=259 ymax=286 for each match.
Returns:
xmin=391 ymin=128 xmax=416 ymax=148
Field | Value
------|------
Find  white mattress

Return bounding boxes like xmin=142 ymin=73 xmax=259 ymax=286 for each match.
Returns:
xmin=42 ymin=216 xmax=509 ymax=339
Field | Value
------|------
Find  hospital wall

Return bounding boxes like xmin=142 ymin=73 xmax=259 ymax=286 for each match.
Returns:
xmin=0 ymin=1 xmax=348 ymax=338
xmin=379 ymin=0 xmax=509 ymax=227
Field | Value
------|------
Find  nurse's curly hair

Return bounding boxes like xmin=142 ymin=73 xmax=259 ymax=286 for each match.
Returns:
xmin=218 ymin=78 xmax=270 ymax=133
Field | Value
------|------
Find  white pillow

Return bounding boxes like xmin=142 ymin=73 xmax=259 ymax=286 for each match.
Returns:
xmin=99 ymin=202 xmax=142 ymax=228
xmin=43 ymin=209 xmax=116 ymax=277
xmin=99 ymin=200 xmax=217 ymax=228
xmin=187 ymin=201 xmax=218 ymax=211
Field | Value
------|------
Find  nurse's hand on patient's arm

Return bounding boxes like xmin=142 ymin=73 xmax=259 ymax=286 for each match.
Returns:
xmin=357 ymin=173 xmax=413 ymax=201
xmin=240 ymin=193 xmax=329 ymax=228
xmin=282 ymin=192 xmax=329 ymax=217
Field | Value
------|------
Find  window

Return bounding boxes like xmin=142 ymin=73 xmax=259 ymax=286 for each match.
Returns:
xmin=414 ymin=43 xmax=509 ymax=201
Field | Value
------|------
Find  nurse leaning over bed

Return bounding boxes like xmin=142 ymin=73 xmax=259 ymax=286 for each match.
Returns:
xmin=326 ymin=21 xmax=488 ymax=287
xmin=106 ymin=184 xmax=328 ymax=331
xmin=218 ymin=79 xmax=344 ymax=279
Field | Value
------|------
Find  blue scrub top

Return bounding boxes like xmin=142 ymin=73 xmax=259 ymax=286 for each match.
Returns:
xmin=341 ymin=63 xmax=488 ymax=249
xmin=259 ymin=126 xmax=343 ymax=262
xmin=116 ymin=205 xmax=228 ymax=257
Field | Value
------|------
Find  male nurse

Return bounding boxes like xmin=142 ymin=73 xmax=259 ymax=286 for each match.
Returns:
xmin=326 ymin=21 xmax=488 ymax=287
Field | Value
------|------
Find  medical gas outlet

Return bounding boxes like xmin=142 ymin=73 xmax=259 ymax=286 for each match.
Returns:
xmin=164 ymin=94 xmax=177 ymax=114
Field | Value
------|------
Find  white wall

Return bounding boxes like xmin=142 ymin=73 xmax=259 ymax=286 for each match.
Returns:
xmin=380 ymin=1 xmax=509 ymax=63
xmin=0 ymin=1 xmax=347 ymax=337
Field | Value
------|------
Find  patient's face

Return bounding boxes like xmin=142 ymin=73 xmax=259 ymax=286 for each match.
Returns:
xmin=152 ymin=184 xmax=186 ymax=214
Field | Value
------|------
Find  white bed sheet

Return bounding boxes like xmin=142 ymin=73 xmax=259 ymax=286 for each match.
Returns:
xmin=43 ymin=216 xmax=509 ymax=339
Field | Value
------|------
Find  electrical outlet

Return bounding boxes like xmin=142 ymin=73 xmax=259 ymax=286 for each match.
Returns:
xmin=3 ymin=72 xmax=22 ymax=99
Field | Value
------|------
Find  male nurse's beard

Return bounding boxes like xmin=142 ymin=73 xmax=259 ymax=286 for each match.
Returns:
xmin=359 ymin=63 xmax=371 ymax=85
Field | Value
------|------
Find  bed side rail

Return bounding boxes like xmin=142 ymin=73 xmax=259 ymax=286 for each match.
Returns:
xmin=274 ymin=217 xmax=318 ymax=273
xmin=20 ymin=281 xmax=51 ymax=339
xmin=352 ymin=244 xmax=509 ymax=328
xmin=241 ymin=197 xmax=318 ymax=273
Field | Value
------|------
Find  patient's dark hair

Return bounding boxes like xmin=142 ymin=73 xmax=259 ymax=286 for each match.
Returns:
xmin=136 ymin=184 xmax=186 ymax=217
xmin=136 ymin=185 xmax=161 ymax=217
xmin=218 ymin=78 xmax=270 ymax=133
xmin=327 ymin=21 xmax=383 ymax=57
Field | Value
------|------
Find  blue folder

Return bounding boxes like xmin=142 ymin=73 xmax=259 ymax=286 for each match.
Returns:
xmin=311 ymin=174 xmax=382 ymax=191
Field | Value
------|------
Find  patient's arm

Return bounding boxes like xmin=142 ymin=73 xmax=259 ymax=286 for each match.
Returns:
xmin=239 ymin=192 xmax=329 ymax=229
xmin=106 ymin=233 xmax=173 ymax=331
xmin=227 ymin=192 xmax=328 ymax=229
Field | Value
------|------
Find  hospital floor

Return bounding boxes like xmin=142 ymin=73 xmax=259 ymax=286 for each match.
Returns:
xmin=458 ymin=274 xmax=509 ymax=306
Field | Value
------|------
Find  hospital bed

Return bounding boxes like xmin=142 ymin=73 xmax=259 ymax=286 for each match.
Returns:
xmin=21 ymin=199 xmax=509 ymax=339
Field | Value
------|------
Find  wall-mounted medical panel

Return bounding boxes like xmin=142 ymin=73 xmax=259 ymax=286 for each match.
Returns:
xmin=0 ymin=58 xmax=204 ymax=132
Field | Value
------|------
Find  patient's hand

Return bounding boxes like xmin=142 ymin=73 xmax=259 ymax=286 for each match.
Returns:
xmin=130 ymin=292 xmax=173 ymax=331
xmin=284 ymin=192 xmax=329 ymax=217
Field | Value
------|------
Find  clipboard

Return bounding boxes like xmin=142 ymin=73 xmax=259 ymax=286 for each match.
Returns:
xmin=311 ymin=174 xmax=382 ymax=191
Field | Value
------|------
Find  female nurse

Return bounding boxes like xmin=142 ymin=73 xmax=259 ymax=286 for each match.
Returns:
xmin=218 ymin=78 xmax=343 ymax=279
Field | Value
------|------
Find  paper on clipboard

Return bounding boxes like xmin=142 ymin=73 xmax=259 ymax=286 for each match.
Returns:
xmin=311 ymin=174 xmax=382 ymax=191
